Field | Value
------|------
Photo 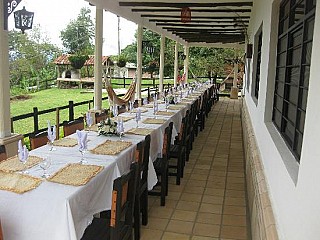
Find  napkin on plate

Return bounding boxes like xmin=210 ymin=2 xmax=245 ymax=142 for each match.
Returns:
xmin=18 ymin=140 xmax=28 ymax=162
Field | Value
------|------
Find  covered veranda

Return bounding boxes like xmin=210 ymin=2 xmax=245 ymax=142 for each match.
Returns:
xmin=0 ymin=0 xmax=259 ymax=239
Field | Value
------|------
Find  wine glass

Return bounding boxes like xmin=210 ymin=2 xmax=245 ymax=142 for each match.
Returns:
xmin=18 ymin=146 xmax=29 ymax=174
xmin=48 ymin=131 xmax=56 ymax=151
xmin=40 ymin=156 xmax=51 ymax=178
xmin=79 ymin=145 xmax=87 ymax=164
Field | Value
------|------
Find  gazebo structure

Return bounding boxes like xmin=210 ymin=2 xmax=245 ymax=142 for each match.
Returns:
xmin=53 ymin=54 xmax=114 ymax=88
xmin=1 ymin=0 xmax=320 ymax=239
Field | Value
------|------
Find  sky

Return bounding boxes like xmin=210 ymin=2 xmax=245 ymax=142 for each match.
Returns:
xmin=8 ymin=0 xmax=137 ymax=55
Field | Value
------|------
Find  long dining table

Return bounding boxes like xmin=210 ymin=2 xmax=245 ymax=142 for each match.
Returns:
xmin=0 ymin=83 xmax=212 ymax=240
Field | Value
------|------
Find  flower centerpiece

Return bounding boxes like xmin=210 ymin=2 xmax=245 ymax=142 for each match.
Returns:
xmin=165 ymin=94 xmax=175 ymax=104
xmin=97 ymin=118 xmax=118 ymax=136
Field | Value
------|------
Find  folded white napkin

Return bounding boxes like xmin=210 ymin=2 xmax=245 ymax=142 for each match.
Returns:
xmin=135 ymin=109 xmax=141 ymax=122
xmin=86 ymin=112 xmax=93 ymax=126
xmin=76 ymin=130 xmax=88 ymax=150
xmin=47 ymin=121 xmax=56 ymax=142
xmin=18 ymin=140 xmax=28 ymax=162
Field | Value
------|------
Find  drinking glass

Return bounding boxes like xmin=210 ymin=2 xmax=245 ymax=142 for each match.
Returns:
xmin=19 ymin=154 xmax=28 ymax=174
xmin=79 ymin=146 xmax=87 ymax=164
xmin=40 ymin=156 xmax=51 ymax=178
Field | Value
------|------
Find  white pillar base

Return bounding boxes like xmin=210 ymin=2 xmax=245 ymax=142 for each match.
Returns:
xmin=0 ymin=134 xmax=23 ymax=158
xmin=230 ymin=87 xmax=239 ymax=99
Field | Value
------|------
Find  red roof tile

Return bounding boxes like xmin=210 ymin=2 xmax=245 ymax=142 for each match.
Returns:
xmin=53 ymin=54 xmax=113 ymax=66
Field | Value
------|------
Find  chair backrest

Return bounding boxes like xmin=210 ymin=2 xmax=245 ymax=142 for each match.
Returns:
xmin=110 ymin=162 xmax=138 ymax=240
xmin=29 ymin=131 xmax=49 ymax=150
xmin=177 ymin=113 xmax=189 ymax=147
xmin=95 ymin=111 xmax=107 ymax=124
xmin=141 ymin=135 xmax=151 ymax=191
xmin=63 ymin=117 xmax=84 ymax=137
xmin=0 ymin=145 xmax=7 ymax=162
xmin=163 ymin=122 xmax=173 ymax=160
xmin=0 ymin=219 xmax=4 ymax=240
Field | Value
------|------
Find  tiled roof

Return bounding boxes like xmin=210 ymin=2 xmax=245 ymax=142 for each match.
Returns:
xmin=53 ymin=54 xmax=113 ymax=66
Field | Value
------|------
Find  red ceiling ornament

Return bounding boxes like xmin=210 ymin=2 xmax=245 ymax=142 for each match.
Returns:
xmin=181 ymin=7 xmax=191 ymax=23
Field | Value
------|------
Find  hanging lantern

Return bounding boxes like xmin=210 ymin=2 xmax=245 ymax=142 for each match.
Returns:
xmin=181 ymin=7 xmax=191 ymax=23
xmin=14 ymin=6 xmax=34 ymax=34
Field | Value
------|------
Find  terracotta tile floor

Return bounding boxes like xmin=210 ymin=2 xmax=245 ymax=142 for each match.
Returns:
xmin=142 ymin=98 xmax=250 ymax=240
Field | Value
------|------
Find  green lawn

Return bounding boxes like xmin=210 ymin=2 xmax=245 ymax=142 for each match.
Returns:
xmin=11 ymin=88 xmax=110 ymax=137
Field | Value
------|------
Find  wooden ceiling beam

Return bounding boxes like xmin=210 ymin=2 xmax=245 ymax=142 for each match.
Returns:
xmin=119 ymin=2 xmax=253 ymax=8
xmin=156 ymin=23 xmax=248 ymax=28
xmin=164 ymin=27 xmax=246 ymax=32
xmin=132 ymin=8 xmax=252 ymax=13
xmin=149 ymin=19 xmax=249 ymax=24
xmin=141 ymin=14 xmax=251 ymax=19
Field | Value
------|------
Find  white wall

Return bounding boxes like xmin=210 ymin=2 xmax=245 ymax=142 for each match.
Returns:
xmin=244 ymin=0 xmax=320 ymax=239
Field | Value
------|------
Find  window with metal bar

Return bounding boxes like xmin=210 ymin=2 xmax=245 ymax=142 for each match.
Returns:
xmin=253 ymin=27 xmax=263 ymax=99
xmin=272 ymin=0 xmax=316 ymax=161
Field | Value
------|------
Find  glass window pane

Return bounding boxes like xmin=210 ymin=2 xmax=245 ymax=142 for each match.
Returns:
xmin=285 ymin=102 xmax=297 ymax=124
xmin=277 ymin=67 xmax=286 ymax=82
xmin=278 ymin=36 xmax=288 ymax=52
xmin=292 ymin=1 xmax=305 ymax=25
xmin=288 ymin=67 xmax=300 ymax=85
xmin=291 ymin=28 xmax=303 ymax=47
xmin=305 ymin=17 xmax=315 ymax=41
xmin=304 ymin=42 xmax=313 ymax=64
xmin=283 ymin=120 xmax=295 ymax=145
xmin=302 ymin=65 xmax=310 ymax=88
xmin=294 ymin=132 xmax=303 ymax=160
xmin=289 ymin=47 xmax=302 ymax=65
xmin=276 ymin=81 xmax=285 ymax=97
xmin=297 ymin=110 xmax=305 ymax=133
xmin=288 ymin=85 xmax=299 ymax=104
xmin=273 ymin=108 xmax=282 ymax=129
xmin=278 ymin=52 xmax=287 ymax=66
xmin=274 ymin=94 xmax=283 ymax=111
xmin=300 ymin=88 xmax=308 ymax=110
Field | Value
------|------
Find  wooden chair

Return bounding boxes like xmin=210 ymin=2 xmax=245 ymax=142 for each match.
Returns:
xmin=149 ymin=122 xmax=173 ymax=206
xmin=62 ymin=117 xmax=84 ymax=137
xmin=95 ymin=111 xmax=107 ymax=124
xmin=169 ymin=115 xmax=188 ymax=185
xmin=133 ymin=135 xmax=151 ymax=240
xmin=29 ymin=131 xmax=49 ymax=150
xmin=0 ymin=145 xmax=7 ymax=162
xmin=0 ymin=219 xmax=4 ymax=240
xmin=81 ymin=162 xmax=139 ymax=240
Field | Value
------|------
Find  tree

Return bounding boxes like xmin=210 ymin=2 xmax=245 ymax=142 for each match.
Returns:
xmin=60 ymin=7 xmax=94 ymax=55
xmin=9 ymin=25 xmax=61 ymax=87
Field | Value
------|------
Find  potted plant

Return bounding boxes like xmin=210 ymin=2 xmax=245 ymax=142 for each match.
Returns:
xmin=117 ymin=55 xmax=127 ymax=68
xmin=68 ymin=54 xmax=89 ymax=79
xmin=68 ymin=54 xmax=89 ymax=69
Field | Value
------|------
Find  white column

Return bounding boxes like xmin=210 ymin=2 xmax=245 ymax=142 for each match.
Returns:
xmin=233 ymin=63 xmax=238 ymax=88
xmin=159 ymin=34 xmax=165 ymax=92
xmin=173 ymin=42 xmax=179 ymax=88
xmin=0 ymin=0 xmax=11 ymax=138
xmin=183 ymin=45 xmax=189 ymax=84
xmin=94 ymin=6 xmax=103 ymax=110
xmin=136 ymin=25 xmax=143 ymax=101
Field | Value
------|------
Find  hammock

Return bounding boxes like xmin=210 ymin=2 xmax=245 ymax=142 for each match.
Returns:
xmin=105 ymin=78 xmax=136 ymax=106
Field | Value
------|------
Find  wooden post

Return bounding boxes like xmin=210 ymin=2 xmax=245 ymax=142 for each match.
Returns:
xmin=147 ymin=87 xmax=150 ymax=102
xmin=33 ymin=107 xmax=39 ymax=133
xmin=56 ymin=108 xmax=60 ymax=140
xmin=123 ymin=76 xmax=126 ymax=88
xmin=68 ymin=101 xmax=74 ymax=121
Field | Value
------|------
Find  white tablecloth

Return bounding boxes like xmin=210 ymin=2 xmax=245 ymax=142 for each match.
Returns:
xmin=0 ymin=84 xmax=212 ymax=240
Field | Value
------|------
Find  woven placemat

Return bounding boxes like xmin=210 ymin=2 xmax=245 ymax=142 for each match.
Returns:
xmin=143 ymin=104 xmax=154 ymax=108
xmin=126 ymin=128 xmax=154 ymax=136
xmin=85 ymin=125 xmax=99 ymax=132
xmin=167 ymin=105 xmax=184 ymax=110
xmin=0 ymin=171 xmax=42 ymax=194
xmin=143 ymin=118 xmax=166 ymax=124
xmin=90 ymin=140 xmax=132 ymax=155
xmin=0 ymin=155 xmax=43 ymax=173
xmin=156 ymin=111 xmax=175 ymax=116
xmin=53 ymin=138 xmax=78 ymax=147
xmin=131 ymin=108 xmax=148 ymax=113
xmin=112 ymin=116 xmax=134 ymax=122
xmin=48 ymin=163 xmax=103 ymax=186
